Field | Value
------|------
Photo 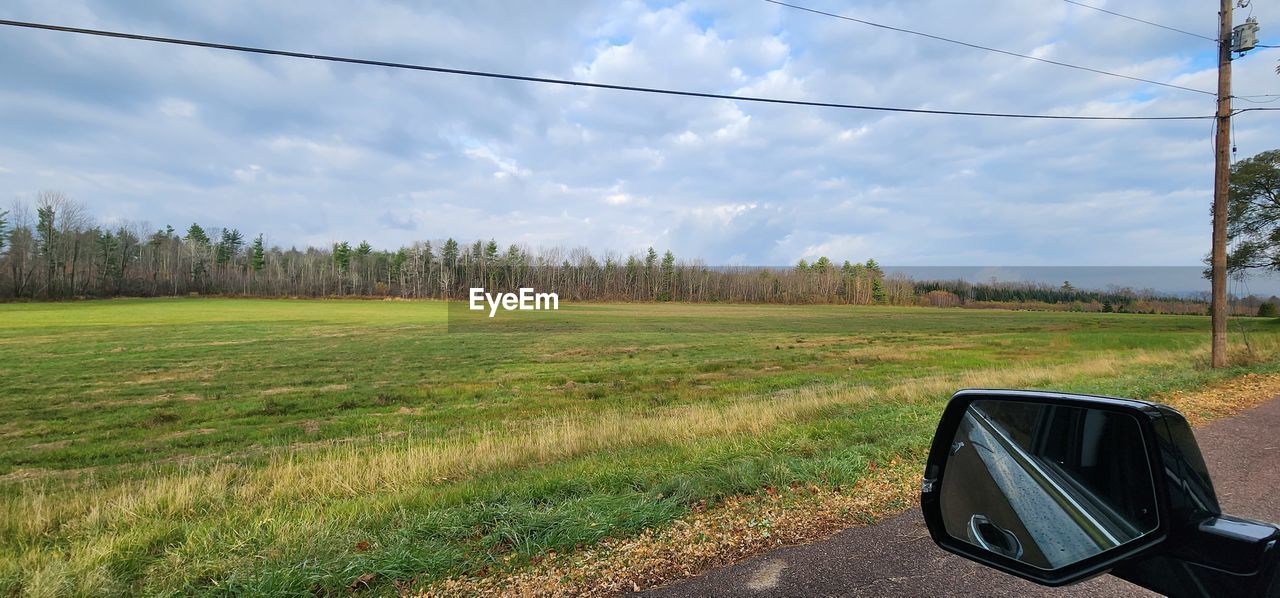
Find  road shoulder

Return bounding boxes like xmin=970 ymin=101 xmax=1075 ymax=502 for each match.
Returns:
xmin=642 ymin=391 xmax=1280 ymax=597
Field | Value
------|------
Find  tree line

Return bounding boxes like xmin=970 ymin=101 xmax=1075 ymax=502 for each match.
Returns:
xmin=0 ymin=193 xmax=897 ymax=303
xmin=0 ymin=192 xmax=1268 ymax=314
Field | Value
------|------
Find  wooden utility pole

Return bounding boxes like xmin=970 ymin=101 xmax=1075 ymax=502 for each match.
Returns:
xmin=1211 ymin=0 xmax=1233 ymax=368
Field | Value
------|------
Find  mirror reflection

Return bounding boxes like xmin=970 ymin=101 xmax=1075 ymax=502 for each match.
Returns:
xmin=940 ymin=400 xmax=1158 ymax=570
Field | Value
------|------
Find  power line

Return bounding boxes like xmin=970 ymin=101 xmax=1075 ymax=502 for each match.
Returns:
xmin=0 ymin=18 xmax=1216 ymax=121
xmin=761 ymin=0 xmax=1216 ymax=96
xmin=1059 ymin=0 xmax=1218 ymax=42
xmin=1234 ymin=95 xmax=1280 ymax=104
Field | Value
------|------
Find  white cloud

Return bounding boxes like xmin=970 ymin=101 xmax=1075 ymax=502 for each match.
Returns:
xmin=233 ymin=164 xmax=262 ymax=183
xmin=464 ymin=146 xmax=531 ymax=179
xmin=158 ymin=98 xmax=197 ymax=118
xmin=1 ymin=0 xmax=1273 ymax=267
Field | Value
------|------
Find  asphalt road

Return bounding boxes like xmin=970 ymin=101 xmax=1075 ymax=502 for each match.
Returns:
xmin=642 ymin=396 xmax=1280 ymax=597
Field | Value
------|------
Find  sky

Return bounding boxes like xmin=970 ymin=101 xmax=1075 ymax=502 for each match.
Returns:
xmin=2 ymin=0 xmax=1279 ymax=266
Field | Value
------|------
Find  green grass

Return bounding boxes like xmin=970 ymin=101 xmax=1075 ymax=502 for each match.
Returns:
xmin=0 ymin=298 xmax=1276 ymax=596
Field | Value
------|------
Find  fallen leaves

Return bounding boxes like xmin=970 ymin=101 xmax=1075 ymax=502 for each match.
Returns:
xmin=349 ymin=573 xmax=376 ymax=592
xmin=1154 ymin=373 xmax=1280 ymax=426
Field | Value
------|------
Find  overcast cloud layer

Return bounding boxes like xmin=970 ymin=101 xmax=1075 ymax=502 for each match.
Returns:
xmin=2 ymin=0 xmax=1279 ymax=265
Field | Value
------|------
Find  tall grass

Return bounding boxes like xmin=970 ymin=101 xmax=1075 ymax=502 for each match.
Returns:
xmin=2 ymin=300 xmax=1276 ymax=595
xmin=1 ymin=345 xmax=1245 ymax=596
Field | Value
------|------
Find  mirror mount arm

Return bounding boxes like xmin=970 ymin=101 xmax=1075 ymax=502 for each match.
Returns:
xmin=1111 ymin=516 xmax=1280 ymax=597
xmin=1174 ymin=515 xmax=1280 ymax=576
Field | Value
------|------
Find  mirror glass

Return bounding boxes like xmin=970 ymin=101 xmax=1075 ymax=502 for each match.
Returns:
xmin=939 ymin=400 xmax=1158 ymax=571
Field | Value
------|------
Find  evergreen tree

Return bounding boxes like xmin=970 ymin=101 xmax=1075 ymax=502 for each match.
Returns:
xmin=503 ymin=244 xmax=523 ymax=288
xmin=216 ymin=229 xmax=244 ymax=266
xmin=250 ymin=234 xmax=266 ymax=272
xmin=864 ymin=259 xmax=884 ymax=278
xmin=483 ymin=240 xmax=501 ymax=288
xmin=440 ymin=238 xmax=459 ymax=296
xmin=333 ymin=241 xmax=351 ymax=273
xmin=184 ymin=223 xmax=210 ymax=288
xmin=659 ymin=250 xmax=676 ymax=301
xmin=185 ymin=223 xmax=210 ymax=245
xmin=504 ymin=244 xmax=522 ymax=263
xmin=442 ymin=238 xmax=459 ymax=269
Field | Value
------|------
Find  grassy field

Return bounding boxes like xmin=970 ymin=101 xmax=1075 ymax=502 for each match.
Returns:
xmin=1 ymin=298 xmax=1278 ymax=595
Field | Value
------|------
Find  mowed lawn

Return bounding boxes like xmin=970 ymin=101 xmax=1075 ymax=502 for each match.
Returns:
xmin=1 ymin=298 xmax=1277 ymax=595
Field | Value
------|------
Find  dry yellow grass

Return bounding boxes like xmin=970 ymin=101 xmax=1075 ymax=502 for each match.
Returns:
xmin=1 ymin=348 xmax=1188 ymax=551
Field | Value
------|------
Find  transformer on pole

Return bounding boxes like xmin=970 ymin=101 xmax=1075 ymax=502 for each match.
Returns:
xmin=1233 ymin=17 xmax=1260 ymax=53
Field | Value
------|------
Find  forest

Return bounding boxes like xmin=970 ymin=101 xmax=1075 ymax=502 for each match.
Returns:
xmin=0 ymin=192 xmax=1265 ymax=314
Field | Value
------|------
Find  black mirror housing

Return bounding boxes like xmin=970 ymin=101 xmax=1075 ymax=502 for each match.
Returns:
xmin=920 ymin=389 xmax=1220 ymax=587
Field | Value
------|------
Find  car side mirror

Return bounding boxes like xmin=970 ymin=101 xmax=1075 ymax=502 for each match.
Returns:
xmin=921 ymin=390 xmax=1172 ymax=585
xmin=921 ymin=390 xmax=1280 ymax=596
xmin=920 ymin=390 xmax=1280 ymax=596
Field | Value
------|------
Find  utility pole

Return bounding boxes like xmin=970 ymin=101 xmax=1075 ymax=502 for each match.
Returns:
xmin=1211 ymin=0 xmax=1232 ymax=368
